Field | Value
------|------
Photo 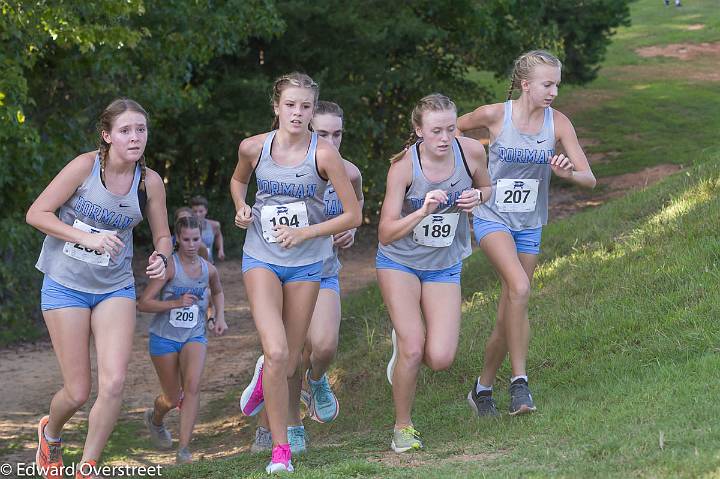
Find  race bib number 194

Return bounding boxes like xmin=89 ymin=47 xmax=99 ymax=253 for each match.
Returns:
xmin=260 ymin=202 xmax=309 ymax=243
xmin=62 ymin=219 xmax=114 ymax=266
xmin=495 ymin=179 xmax=540 ymax=213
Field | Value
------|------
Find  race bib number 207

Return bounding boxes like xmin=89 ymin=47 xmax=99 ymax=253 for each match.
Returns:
xmin=495 ymin=179 xmax=540 ymax=213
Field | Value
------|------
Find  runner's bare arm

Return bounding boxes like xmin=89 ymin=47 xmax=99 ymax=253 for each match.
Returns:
xmin=552 ymin=111 xmax=597 ymax=188
xmin=137 ymin=260 xmax=176 ymax=313
xmin=457 ymin=103 xmax=504 ymax=136
xmin=378 ymin=153 xmax=446 ymax=245
xmin=334 ymin=160 xmax=365 ymax=249
xmin=231 ymin=135 xmax=264 ymax=228
xmin=144 ymin=168 xmax=173 ymax=277
xmin=454 ymin=137 xmax=492 ymax=211
xmin=275 ymin=142 xmax=362 ymax=247
xmin=26 ymin=152 xmax=111 ymax=246
xmin=208 ymin=264 xmax=227 ymax=335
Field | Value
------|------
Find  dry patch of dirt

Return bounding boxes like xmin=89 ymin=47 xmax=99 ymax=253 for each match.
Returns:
xmin=687 ymin=24 xmax=705 ymax=31
xmin=549 ymin=164 xmax=683 ymax=220
xmin=636 ymin=42 xmax=720 ymax=60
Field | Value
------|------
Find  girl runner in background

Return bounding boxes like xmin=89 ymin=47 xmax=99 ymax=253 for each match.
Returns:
xmin=26 ymin=99 xmax=172 ymax=479
xmin=458 ymin=50 xmax=596 ymax=417
xmin=231 ymin=73 xmax=361 ymax=473
xmin=190 ymin=195 xmax=225 ymax=262
xmin=139 ymin=215 xmax=227 ymax=464
xmin=378 ymin=94 xmax=491 ymax=453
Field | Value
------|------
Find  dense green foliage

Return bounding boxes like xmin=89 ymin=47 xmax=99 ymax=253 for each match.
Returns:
xmin=0 ymin=0 xmax=631 ymax=342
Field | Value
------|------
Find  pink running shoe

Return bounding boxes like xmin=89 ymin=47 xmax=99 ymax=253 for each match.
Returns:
xmin=240 ymin=355 xmax=265 ymax=416
xmin=266 ymin=443 xmax=294 ymax=474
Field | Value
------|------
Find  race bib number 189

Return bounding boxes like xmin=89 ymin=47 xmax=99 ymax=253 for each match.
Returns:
xmin=62 ymin=219 xmax=114 ymax=266
xmin=260 ymin=202 xmax=309 ymax=243
xmin=495 ymin=179 xmax=540 ymax=213
xmin=412 ymin=213 xmax=460 ymax=248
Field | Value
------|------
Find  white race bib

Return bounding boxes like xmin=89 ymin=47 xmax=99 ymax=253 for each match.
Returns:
xmin=169 ymin=304 xmax=199 ymax=329
xmin=260 ymin=202 xmax=309 ymax=243
xmin=412 ymin=213 xmax=460 ymax=248
xmin=495 ymin=179 xmax=540 ymax=213
xmin=62 ymin=219 xmax=114 ymax=266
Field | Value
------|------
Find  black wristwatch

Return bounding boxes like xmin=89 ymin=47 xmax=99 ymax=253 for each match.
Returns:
xmin=157 ymin=253 xmax=168 ymax=268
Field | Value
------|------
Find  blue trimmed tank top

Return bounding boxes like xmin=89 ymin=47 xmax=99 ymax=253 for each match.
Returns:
xmin=473 ymin=100 xmax=555 ymax=230
xmin=378 ymin=138 xmax=473 ymax=270
xmin=243 ymin=131 xmax=333 ymax=266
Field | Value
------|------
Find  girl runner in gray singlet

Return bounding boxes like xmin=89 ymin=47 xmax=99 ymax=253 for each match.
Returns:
xmin=27 ymin=99 xmax=172 ymax=477
xmin=230 ymin=72 xmax=362 ymax=474
xmin=459 ymin=50 xmax=596 ymax=418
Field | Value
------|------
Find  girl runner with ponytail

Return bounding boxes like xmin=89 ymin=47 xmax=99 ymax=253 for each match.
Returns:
xmin=26 ymin=99 xmax=172 ymax=479
xmin=458 ymin=50 xmax=596 ymax=417
xmin=378 ymin=93 xmax=492 ymax=453
xmin=231 ymin=73 xmax=361 ymax=474
xmin=138 ymin=215 xmax=227 ymax=464
xmin=251 ymin=100 xmax=364 ymax=453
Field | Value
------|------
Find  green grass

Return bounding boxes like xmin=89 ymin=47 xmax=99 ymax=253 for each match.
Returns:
xmin=103 ymin=1 xmax=720 ymax=476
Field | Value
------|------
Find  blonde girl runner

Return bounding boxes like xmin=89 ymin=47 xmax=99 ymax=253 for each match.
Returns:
xmin=26 ymin=99 xmax=172 ymax=479
xmin=252 ymin=101 xmax=364 ymax=452
xmin=138 ymin=215 xmax=227 ymax=464
xmin=458 ymin=50 xmax=596 ymax=417
xmin=378 ymin=94 xmax=492 ymax=452
xmin=231 ymin=73 xmax=361 ymax=474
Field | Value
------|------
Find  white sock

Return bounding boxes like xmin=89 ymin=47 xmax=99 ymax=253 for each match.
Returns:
xmin=511 ymin=375 xmax=528 ymax=384
xmin=475 ymin=379 xmax=492 ymax=394
xmin=44 ymin=430 xmax=61 ymax=443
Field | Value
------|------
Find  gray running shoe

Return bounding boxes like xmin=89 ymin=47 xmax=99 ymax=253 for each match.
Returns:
xmin=250 ymin=426 xmax=272 ymax=452
xmin=467 ymin=381 xmax=500 ymax=418
xmin=391 ymin=426 xmax=423 ymax=453
xmin=175 ymin=446 xmax=192 ymax=464
xmin=509 ymin=379 xmax=537 ymax=416
xmin=143 ymin=408 xmax=172 ymax=449
xmin=288 ymin=425 xmax=307 ymax=454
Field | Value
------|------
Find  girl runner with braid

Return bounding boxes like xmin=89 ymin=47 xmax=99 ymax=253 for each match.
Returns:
xmin=232 ymin=73 xmax=361 ymax=474
xmin=27 ymin=99 xmax=172 ymax=479
xmin=251 ymin=100 xmax=364 ymax=453
xmin=139 ymin=215 xmax=227 ymax=464
xmin=378 ymin=94 xmax=492 ymax=453
xmin=459 ymin=50 xmax=596 ymax=418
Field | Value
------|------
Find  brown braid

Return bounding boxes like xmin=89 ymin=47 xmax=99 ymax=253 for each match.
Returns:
xmin=389 ymin=93 xmax=456 ymax=163
xmin=506 ymin=50 xmax=562 ymax=101
xmin=138 ymin=155 xmax=147 ymax=192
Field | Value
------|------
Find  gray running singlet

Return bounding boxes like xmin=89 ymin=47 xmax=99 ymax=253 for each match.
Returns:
xmin=149 ymin=254 xmax=209 ymax=342
xmin=36 ymin=155 xmax=144 ymax=293
xmin=321 ymin=182 xmax=343 ymax=277
xmin=473 ymin=100 xmax=555 ymax=230
xmin=201 ymin=219 xmax=215 ymax=263
xmin=378 ymin=138 xmax=473 ymax=270
xmin=243 ymin=131 xmax=333 ymax=266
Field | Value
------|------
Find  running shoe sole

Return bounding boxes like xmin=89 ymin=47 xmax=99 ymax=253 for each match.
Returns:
xmin=240 ymin=355 xmax=265 ymax=416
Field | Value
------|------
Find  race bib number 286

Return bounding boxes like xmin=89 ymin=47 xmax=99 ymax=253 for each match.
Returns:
xmin=62 ymin=219 xmax=114 ymax=266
